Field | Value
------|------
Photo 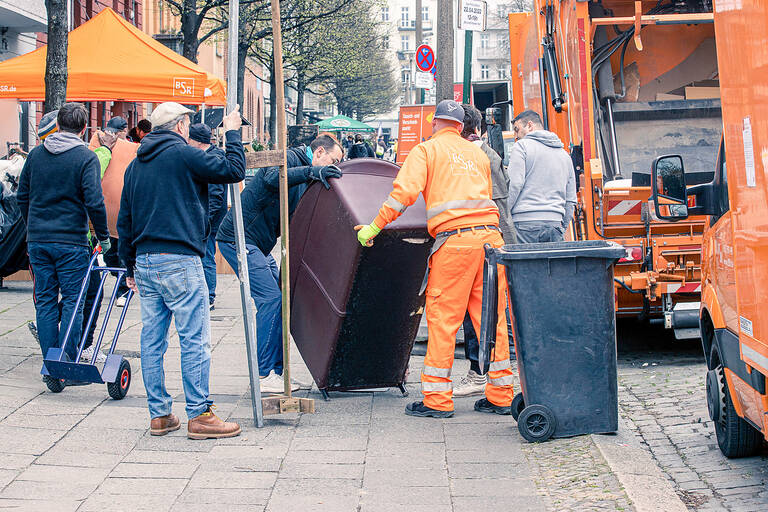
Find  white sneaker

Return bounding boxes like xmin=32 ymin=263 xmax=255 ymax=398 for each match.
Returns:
xmin=115 ymin=293 xmax=128 ymax=308
xmin=259 ymin=371 xmax=300 ymax=394
xmin=80 ymin=345 xmax=107 ymax=364
xmin=452 ymin=369 xmax=487 ymax=397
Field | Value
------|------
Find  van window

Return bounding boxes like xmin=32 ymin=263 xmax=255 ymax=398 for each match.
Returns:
xmin=711 ymin=140 xmax=730 ymax=224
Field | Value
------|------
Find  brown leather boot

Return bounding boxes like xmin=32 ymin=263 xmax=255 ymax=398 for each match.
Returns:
xmin=187 ymin=405 xmax=241 ymax=440
xmin=150 ymin=413 xmax=181 ymax=436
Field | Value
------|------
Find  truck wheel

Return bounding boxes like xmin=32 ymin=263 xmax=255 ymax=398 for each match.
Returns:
xmin=518 ymin=404 xmax=556 ymax=443
xmin=710 ymin=347 xmax=762 ymax=458
xmin=107 ymin=359 xmax=131 ymax=400
xmin=511 ymin=393 xmax=525 ymax=421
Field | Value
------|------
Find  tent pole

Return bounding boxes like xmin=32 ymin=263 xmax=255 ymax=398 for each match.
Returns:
xmin=270 ymin=0 xmax=292 ymax=398
xmin=227 ymin=0 xmax=264 ymax=428
xmin=201 ymin=102 xmax=205 ymax=124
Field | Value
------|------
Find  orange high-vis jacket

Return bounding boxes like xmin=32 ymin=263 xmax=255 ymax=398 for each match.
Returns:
xmin=374 ymin=126 xmax=500 ymax=237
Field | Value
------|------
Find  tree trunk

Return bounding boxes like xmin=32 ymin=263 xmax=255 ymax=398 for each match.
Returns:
xmin=237 ymin=41 xmax=247 ymax=111
xmin=181 ymin=0 xmax=199 ymax=63
xmin=268 ymin=64 xmax=277 ymax=143
xmin=295 ymin=74 xmax=305 ymax=125
xmin=44 ymin=0 xmax=68 ymax=113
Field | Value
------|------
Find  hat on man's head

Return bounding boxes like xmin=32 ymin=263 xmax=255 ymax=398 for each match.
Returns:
xmin=189 ymin=123 xmax=212 ymax=144
xmin=150 ymin=102 xmax=194 ymax=129
xmin=434 ymin=100 xmax=464 ymax=124
xmin=105 ymin=116 xmax=128 ymax=133
xmin=38 ymin=110 xmax=58 ymax=140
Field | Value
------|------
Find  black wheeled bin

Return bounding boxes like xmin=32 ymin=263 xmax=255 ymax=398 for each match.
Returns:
xmin=289 ymin=158 xmax=432 ymax=396
xmin=480 ymin=241 xmax=625 ymax=442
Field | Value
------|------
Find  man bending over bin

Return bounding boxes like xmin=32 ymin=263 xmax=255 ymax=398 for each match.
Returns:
xmin=355 ymin=99 xmax=515 ymax=418
xmin=216 ymin=133 xmax=344 ymax=394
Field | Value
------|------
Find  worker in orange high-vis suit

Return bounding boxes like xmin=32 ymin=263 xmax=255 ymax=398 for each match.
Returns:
xmin=355 ymin=99 xmax=514 ymax=418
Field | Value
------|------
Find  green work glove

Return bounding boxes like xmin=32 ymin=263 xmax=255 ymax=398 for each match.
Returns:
xmin=98 ymin=239 xmax=111 ymax=254
xmin=354 ymin=222 xmax=381 ymax=247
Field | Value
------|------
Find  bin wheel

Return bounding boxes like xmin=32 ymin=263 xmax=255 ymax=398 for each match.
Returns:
xmin=107 ymin=359 xmax=131 ymax=400
xmin=518 ymin=405 xmax=556 ymax=443
xmin=44 ymin=375 xmax=65 ymax=393
xmin=511 ymin=393 xmax=525 ymax=421
xmin=709 ymin=345 xmax=761 ymax=458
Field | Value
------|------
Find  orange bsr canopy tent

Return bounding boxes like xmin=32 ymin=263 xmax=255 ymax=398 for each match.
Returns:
xmin=0 ymin=8 xmax=225 ymax=105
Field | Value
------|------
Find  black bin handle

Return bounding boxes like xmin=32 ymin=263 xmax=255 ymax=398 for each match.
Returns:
xmin=478 ymin=244 xmax=498 ymax=375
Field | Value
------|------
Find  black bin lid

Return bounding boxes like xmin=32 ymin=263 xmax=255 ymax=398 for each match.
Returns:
xmin=496 ymin=240 xmax=625 ymax=261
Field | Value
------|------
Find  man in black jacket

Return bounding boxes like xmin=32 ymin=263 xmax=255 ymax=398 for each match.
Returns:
xmin=347 ymin=133 xmax=375 ymax=159
xmin=188 ymin=123 xmax=227 ymax=310
xmin=117 ymin=102 xmax=245 ymax=440
xmin=17 ymin=103 xmax=111 ymax=387
xmin=216 ymin=134 xmax=343 ymax=393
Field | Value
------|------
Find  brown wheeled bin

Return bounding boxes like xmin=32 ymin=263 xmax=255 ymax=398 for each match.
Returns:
xmin=289 ymin=158 xmax=432 ymax=397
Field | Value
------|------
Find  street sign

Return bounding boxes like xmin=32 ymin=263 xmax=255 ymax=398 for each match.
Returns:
xmin=415 ymin=71 xmax=434 ymax=89
xmin=458 ymin=0 xmax=487 ymax=32
xmin=415 ymin=44 xmax=435 ymax=72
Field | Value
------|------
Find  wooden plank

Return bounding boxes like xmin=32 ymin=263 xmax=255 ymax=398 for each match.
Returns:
xmin=261 ymin=396 xmax=315 ymax=415
xmin=591 ymin=12 xmax=714 ymax=26
xmin=245 ymin=150 xmax=285 ymax=169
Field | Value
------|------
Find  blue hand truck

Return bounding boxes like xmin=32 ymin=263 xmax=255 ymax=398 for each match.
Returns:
xmin=42 ymin=247 xmax=135 ymax=399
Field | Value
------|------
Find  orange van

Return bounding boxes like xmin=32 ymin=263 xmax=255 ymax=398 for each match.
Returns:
xmin=651 ymin=0 xmax=768 ymax=457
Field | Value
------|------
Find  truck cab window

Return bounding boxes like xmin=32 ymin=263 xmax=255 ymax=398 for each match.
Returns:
xmin=711 ymin=140 xmax=729 ymax=225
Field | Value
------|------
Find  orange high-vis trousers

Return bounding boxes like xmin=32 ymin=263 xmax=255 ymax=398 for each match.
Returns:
xmin=421 ymin=228 xmax=514 ymax=411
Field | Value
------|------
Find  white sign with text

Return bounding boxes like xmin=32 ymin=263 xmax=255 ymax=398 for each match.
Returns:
xmin=458 ymin=0 xmax=487 ymax=32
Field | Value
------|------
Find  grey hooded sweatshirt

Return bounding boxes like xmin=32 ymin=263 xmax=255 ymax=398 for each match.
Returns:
xmin=506 ymin=130 xmax=576 ymax=226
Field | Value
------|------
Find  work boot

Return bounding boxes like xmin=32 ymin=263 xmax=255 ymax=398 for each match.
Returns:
xmin=474 ymin=398 xmax=512 ymax=415
xmin=187 ymin=405 xmax=241 ymax=440
xmin=405 ymin=401 xmax=454 ymax=418
xmin=452 ymin=369 xmax=487 ymax=397
xmin=150 ymin=413 xmax=181 ymax=436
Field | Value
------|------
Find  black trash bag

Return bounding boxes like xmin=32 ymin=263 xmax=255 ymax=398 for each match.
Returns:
xmin=0 ymin=180 xmax=28 ymax=279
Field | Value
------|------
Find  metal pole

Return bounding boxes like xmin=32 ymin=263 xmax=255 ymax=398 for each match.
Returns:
xmin=462 ymin=30 xmax=473 ymax=104
xmin=415 ymin=0 xmax=425 ymax=104
xmin=227 ymin=0 xmax=264 ymax=428
xmin=436 ymin=0 xmax=454 ymax=102
xmin=270 ymin=0 xmax=293 ymax=398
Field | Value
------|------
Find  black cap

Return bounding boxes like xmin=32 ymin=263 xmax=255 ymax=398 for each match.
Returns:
xmin=189 ymin=123 xmax=212 ymax=144
xmin=105 ymin=116 xmax=128 ymax=133
xmin=434 ymin=100 xmax=464 ymax=123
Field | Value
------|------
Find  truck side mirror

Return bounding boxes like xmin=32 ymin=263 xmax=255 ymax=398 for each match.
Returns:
xmin=651 ymin=155 xmax=689 ymax=221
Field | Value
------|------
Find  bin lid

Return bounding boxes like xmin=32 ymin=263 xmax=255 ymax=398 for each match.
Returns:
xmin=496 ymin=241 xmax=625 ymax=261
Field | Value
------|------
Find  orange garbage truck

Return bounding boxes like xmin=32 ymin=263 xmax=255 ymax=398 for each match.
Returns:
xmin=508 ymin=0 xmax=723 ymax=338
xmin=650 ymin=0 xmax=768 ymax=457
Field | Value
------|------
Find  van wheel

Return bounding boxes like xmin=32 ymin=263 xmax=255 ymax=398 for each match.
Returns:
xmin=710 ymin=346 xmax=762 ymax=458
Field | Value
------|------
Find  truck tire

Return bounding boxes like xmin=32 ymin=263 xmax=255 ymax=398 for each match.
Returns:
xmin=710 ymin=345 xmax=762 ymax=458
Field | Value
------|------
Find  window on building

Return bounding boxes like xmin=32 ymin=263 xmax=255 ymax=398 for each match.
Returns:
xmin=497 ymin=68 xmax=508 ymax=79
xmin=402 ymin=70 xmax=411 ymax=86
xmin=381 ymin=7 xmax=389 ymax=21
xmin=480 ymin=33 xmax=490 ymax=49
xmin=383 ymin=36 xmax=390 ymax=49
xmin=422 ymin=7 xmax=429 ymax=21
xmin=481 ymin=64 xmax=489 ymax=79
xmin=401 ymin=7 xmax=410 ymax=23
xmin=401 ymin=35 xmax=410 ymax=51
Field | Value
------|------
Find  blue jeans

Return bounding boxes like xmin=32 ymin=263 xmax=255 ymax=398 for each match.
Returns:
xmin=133 ymin=253 xmax=212 ymax=419
xmin=28 ymin=242 xmax=90 ymax=363
xmin=514 ymin=221 xmax=565 ymax=243
xmin=218 ymin=242 xmax=283 ymax=377
xmin=202 ymin=235 xmax=217 ymax=303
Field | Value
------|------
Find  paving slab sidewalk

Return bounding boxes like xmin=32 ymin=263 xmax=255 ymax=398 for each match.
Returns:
xmin=0 ymin=276 xmax=685 ymax=511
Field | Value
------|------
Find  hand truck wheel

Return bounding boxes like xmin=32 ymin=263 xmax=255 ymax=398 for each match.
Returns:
xmin=43 ymin=375 xmax=65 ymax=393
xmin=107 ymin=359 xmax=131 ymax=400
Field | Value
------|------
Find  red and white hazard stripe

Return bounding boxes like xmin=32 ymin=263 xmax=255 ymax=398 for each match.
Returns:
xmin=666 ymin=282 xmax=702 ymax=293
xmin=607 ymin=200 xmax=642 ymax=216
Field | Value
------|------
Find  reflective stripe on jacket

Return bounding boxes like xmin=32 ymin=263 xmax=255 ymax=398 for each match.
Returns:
xmin=373 ymin=127 xmax=499 ymax=236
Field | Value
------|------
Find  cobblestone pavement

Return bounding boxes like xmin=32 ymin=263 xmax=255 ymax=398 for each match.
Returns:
xmin=0 ymin=276 xmax=646 ymax=512
xmin=617 ymin=322 xmax=768 ymax=511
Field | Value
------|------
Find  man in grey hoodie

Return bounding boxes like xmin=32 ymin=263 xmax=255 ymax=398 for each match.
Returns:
xmin=507 ymin=110 xmax=576 ymax=243
xmin=17 ymin=103 xmax=111 ymax=389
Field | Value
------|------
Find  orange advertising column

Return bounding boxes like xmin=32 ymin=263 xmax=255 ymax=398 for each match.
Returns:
xmin=396 ymin=105 xmax=435 ymax=165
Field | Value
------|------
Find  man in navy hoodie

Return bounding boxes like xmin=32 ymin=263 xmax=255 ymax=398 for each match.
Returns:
xmin=17 ymin=103 xmax=111 ymax=389
xmin=118 ymin=102 xmax=245 ymax=440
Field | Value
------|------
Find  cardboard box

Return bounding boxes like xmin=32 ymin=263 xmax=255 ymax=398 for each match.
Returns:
xmin=656 ymin=93 xmax=684 ymax=101
xmin=684 ymin=86 xmax=720 ymax=100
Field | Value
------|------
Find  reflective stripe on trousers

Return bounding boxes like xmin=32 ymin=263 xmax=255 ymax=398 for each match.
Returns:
xmin=421 ymin=229 xmax=514 ymax=411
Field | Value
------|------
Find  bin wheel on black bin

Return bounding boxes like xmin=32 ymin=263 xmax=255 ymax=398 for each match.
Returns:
xmin=518 ymin=405 xmax=556 ymax=443
xmin=511 ymin=393 xmax=525 ymax=422
xmin=107 ymin=359 xmax=131 ymax=400
xmin=709 ymin=346 xmax=761 ymax=458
